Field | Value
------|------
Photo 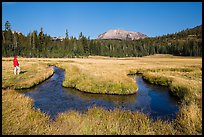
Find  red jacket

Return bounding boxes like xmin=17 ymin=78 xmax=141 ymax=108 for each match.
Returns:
xmin=13 ymin=57 xmax=19 ymax=67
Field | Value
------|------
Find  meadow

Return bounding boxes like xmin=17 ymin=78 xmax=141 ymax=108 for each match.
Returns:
xmin=2 ymin=54 xmax=202 ymax=135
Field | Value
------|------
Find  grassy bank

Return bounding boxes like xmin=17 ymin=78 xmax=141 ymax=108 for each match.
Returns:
xmin=2 ymin=55 xmax=202 ymax=135
xmin=2 ymin=90 xmax=51 ymax=135
xmin=57 ymin=63 xmax=137 ymax=95
xmin=2 ymin=60 xmax=54 ymax=89
xmin=135 ymin=66 xmax=202 ymax=105
xmin=2 ymin=89 xmax=201 ymax=135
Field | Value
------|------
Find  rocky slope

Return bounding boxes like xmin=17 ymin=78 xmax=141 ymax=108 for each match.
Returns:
xmin=97 ymin=29 xmax=148 ymax=40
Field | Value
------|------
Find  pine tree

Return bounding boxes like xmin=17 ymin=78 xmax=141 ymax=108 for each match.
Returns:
xmin=66 ymin=29 xmax=69 ymax=39
xmin=39 ymin=27 xmax=44 ymax=53
xmin=5 ymin=21 xmax=11 ymax=31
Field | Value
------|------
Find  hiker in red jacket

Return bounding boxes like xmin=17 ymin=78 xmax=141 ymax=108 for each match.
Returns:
xmin=13 ymin=55 xmax=20 ymax=75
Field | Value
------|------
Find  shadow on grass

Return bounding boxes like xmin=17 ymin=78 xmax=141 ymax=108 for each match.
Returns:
xmin=20 ymin=70 xmax=27 ymax=74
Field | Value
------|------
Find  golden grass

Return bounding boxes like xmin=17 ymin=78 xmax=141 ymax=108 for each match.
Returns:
xmin=56 ymin=54 xmax=201 ymax=98
xmin=57 ymin=63 xmax=137 ymax=94
xmin=2 ymin=89 xmax=177 ymax=135
xmin=4 ymin=89 xmax=200 ymax=135
xmin=174 ymin=102 xmax=202 ymax=135
xmin=2 ymin=54 xmax=202 ymax=135
xmin=2 ymin=90 xmax=51 ymax=135
xmin=2 ymin=60 xmax=54 ymax=89
xmin=140 ymin=67 xmax=202 ymax=105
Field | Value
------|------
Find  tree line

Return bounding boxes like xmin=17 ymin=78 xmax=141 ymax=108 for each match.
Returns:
xmin=2 ymin=21 xmax=202 ymax=58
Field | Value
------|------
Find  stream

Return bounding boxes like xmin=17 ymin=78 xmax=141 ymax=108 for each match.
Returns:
xmin=18 ymin=66 xmax=179 ymax=121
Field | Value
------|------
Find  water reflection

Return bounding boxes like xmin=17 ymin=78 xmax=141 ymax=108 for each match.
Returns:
xmin=18 ymin=66 xmax=179 ymax=121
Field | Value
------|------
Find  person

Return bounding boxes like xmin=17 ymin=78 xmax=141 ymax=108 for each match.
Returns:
xmin=13 ymin=55 xmax=20 ymax=75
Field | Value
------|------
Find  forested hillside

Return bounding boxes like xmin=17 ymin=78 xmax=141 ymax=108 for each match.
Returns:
xmin=2 ymin=21 xmax=202 ymax=58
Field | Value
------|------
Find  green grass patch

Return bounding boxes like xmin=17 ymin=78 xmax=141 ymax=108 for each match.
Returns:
xmin=59 ymin=64 xmax=137 ymax=95
xmin=142 ymin=72 xmax=171 ymax=87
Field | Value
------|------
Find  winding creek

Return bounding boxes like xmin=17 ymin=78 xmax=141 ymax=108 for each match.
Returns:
xmin=18 ymin=66 xmax=179 ymax=121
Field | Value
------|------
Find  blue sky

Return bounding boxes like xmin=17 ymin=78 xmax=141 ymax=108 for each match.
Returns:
xmin=2 ymin=2 xmax=202 ymax=39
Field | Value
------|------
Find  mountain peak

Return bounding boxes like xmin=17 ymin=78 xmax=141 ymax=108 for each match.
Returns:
xmin=97 ymin=29 xmax=148 ymax=40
